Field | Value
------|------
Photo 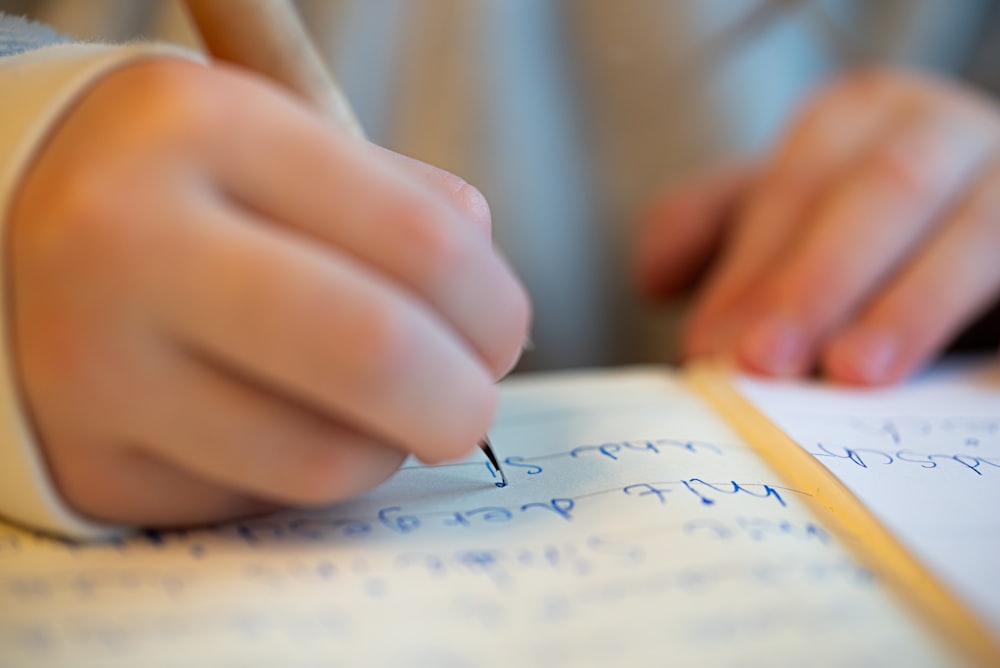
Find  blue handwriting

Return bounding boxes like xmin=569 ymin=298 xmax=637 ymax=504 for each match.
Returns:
xmin=813 ymin=443 xmax=1000 ymax=475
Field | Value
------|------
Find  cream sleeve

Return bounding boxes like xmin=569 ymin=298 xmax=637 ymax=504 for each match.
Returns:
xmin=0 ymin=43 xmax=195 ymax=539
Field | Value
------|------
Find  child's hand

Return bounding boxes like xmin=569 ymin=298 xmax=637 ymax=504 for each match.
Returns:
xmin=635 ymin=69 xmax=1000 ymax=384
xmin=9 ymin=59 xmax=531 ymax=527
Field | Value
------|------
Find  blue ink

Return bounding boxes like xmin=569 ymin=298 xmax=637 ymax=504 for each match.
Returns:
xmin=683 ymin=479 xmax=787 ymax=508
xmin=815 ymin=444 xmax=1000 ymax=475
xmin=624 ymin=440 xmax=661 ymax=455
xmin=441 ymin=512 xmax=472 ymax=528
xmin=570 ymin=442 xmax=622 ymax=460
xmin=454 ymin=550 xmax=512 ymax=586
xmin=812 ymin=443 xmax=894 ymax=468
xmin=569 ymin=439 xmax=723 ymax=462
xmin=235 ymin=521 xmax=286 ymax=545
xmin=503 ymin=455 xmax=543 ymax=475
xmin=544 ymin=544 xmax=564 ymax=567
xmin=623 ymin=482 xmax=672 ymax=504
xmin=895 ymin=450 xmax=937 ymax=469
xmin=456 ymin=550 xmax=502 ymax=571
xmin=465 ymin=507 xmax=515 ymax=523
xmin=377 ymin=507 xmax=421 ymax=534
xmin=520 ymin=498 xmax=575 ymax=521
xmin=442 ymin=507 xmax=514 ymax=527
xmin=680 ymin=479 xmax=716 ymax=506
xmin=930 ymin=453 xmax=1000 ymax=476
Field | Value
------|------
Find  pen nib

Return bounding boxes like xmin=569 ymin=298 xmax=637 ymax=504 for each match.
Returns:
xmin=478 ymin=436 xmax=507 ymax=488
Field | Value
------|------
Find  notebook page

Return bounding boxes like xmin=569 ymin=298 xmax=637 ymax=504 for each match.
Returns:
xmin=1 ymin=368 xmax=954 ymax=667
xmin=739 ymin=357 xmax=1000 ymax=637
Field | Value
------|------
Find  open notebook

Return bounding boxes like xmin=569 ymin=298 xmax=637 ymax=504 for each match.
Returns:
xmin=1 ymin=357 xmax=998 ymax=667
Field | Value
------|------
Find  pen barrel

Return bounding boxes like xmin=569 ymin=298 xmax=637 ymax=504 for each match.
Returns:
xmin=181 ymin=0 xmax=365 ymax=137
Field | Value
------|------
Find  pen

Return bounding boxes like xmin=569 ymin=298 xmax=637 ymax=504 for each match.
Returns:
xmin=181 ymin=0 xmax=507 ymax=488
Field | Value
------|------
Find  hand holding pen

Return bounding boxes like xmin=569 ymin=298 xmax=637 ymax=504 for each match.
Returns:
xmin=9 ymin=0 xmax=527 ymax=529
xmin=183 ymin=0 xmax=512 ymax=487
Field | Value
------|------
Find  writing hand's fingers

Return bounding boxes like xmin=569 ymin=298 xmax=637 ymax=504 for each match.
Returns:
xmin=681 ymin=75 xmax=900 ymax=359
xmin=136 ymin=353 xmax=406 ymax=510
xmin=44 ymin=446 xmax=278 ymax=527
xmin=196 ymin=65 xmax=529 ymax=378
xmin=733 ymin=90 xmax=999 ymax=376
xmin=370 ymin=144 xmax=492 ymax=235
xmin=822 ymin=160 xmax=1000 ymax=384
xmin=6 ymin=57 xmax=520 ymax=530
xmin=157 ymin=200 xmax=496 ymax=464
xmin=633 ymin=164 xmax=755 ymax=298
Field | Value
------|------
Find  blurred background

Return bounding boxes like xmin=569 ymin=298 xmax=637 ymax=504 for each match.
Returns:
xmin=2 ymin=0 xmax=999 ymax=371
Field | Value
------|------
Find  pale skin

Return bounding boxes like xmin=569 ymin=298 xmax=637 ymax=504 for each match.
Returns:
xmin=10 ymin=58 xmax=531 ymax=527
xmin=11 ymin=60 xmax=998 ymax=530
xmin=636 ymin=69 xmax=1000 ymax=385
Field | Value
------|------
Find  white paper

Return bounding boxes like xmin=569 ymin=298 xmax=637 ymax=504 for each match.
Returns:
xmin=0 ymin=369 xmax=953 ymax=667
xmin=740 ymin=356 xmax=1000 ymax=636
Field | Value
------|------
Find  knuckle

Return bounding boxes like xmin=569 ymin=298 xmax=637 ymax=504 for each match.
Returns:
xmin=14 ymin=66 xmax=227 ymax=278
xmin=110 ymin=60 xmax=230 ymax=146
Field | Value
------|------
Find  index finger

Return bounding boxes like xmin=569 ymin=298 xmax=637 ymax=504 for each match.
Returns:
xmin=196 ymin=64 xmax=531 ymax=378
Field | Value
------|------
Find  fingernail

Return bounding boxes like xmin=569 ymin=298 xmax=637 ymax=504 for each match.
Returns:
xmin=739 ymin=315 xmax=808 ymax=376
xmin=837 ymin=328 xmax=899 ymax=384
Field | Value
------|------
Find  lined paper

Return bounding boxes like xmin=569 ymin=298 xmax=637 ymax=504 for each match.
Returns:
xmin=0 ymin=369 xmax=953 ymax=667
xmin=740 ymin=357 xmax=1000 ymax=638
